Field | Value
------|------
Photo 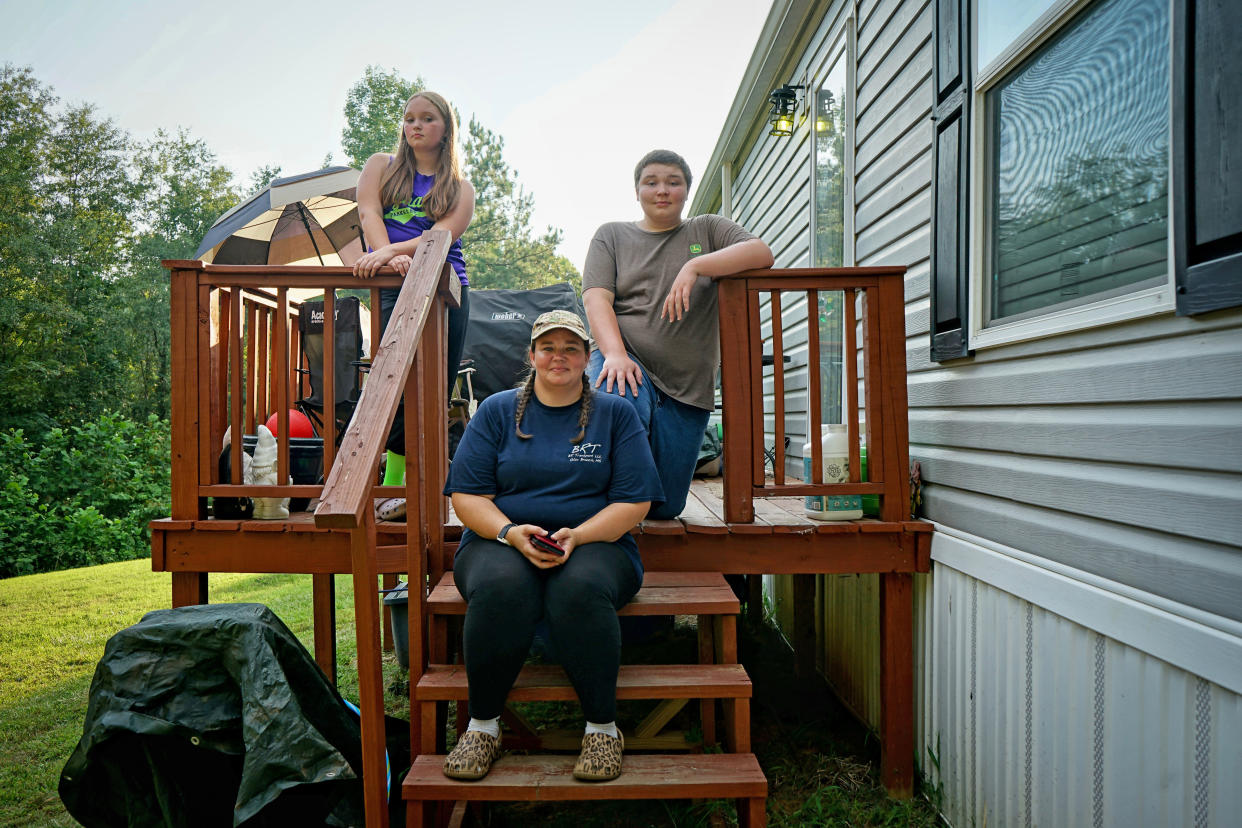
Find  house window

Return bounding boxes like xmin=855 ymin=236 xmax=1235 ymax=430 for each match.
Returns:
xmin=812 ymin=24 xmax=853 ymax=421
xmin=976 ymin=0 xmax=1171 ymax=336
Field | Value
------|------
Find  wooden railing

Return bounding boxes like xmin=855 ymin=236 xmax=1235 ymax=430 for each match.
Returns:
xmin=715 ymin=267 xmax=911 ymax=524
xmin=164 ymin=230 xmax=458 ymax=828
xmin=313 ymin=230 xmax=456 ymax=828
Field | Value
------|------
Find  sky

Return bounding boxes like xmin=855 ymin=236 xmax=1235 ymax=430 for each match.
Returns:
xmin=1 ymin=0 xmax=772 ymax=270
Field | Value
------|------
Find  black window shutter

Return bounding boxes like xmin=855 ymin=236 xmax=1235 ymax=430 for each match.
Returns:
xmin=930 ymin=0 xmax=972 ymax=360
xmin=1173 ymin=0 xmax=1242 ymax=315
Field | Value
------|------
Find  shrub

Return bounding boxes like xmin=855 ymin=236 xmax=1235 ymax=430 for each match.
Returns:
xmin=0 ymin=413 xmax=169 ymax=577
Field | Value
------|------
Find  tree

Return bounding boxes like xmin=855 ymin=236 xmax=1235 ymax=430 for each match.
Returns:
xmin=341 ymin=66 xmax=425 ymax=168
xmin=338 ymin=67 xmax=580 ymax=291
xmin=461 ymin=118 xmax=579 ymax=290
xmin=0 ymin=66 xmax=58 ymax=431
xmin=248 ymin=163 xmax=282 ymax=195
xmin=122 ymin=129 xmax=240 ymax=419
xmin=0 ymin=66 xmax=143 ymax=431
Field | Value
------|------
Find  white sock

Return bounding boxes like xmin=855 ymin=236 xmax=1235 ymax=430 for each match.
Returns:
xmin=466 ymin=717 xmax=500 ymax=739
xmin=585 ymin=720 xmax=618 ymax=738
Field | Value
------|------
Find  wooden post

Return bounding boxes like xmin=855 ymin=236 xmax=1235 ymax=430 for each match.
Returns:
xmin=792 ymin=574 xmax=816 ymax=681
xmin=879 ymin=571 xmax=914 ymax=798
xmin=313 ymin=574 xmax=337 ymax=684
xmin=348 ymin=512 xmax=389 ymax=828
xmin=876 ymin=273 xmax=911 ymax=521
xmin=717 ymin=277 xmax=753 ymax=523
xmin=169 ymin=267 xmax=207 ymax=606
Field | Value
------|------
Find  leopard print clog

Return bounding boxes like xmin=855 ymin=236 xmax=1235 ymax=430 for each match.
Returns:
xmin=572 ymin=729 xmax=624 ymax=781
xmin=443 ymin=730 xmax=501 ymax=780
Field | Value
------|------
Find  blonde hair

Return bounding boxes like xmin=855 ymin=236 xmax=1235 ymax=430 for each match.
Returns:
xmin=378 ymin=91 xmax=463 ymax=220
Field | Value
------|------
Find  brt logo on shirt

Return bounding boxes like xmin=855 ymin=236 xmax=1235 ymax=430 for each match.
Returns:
xmin=568 ymin=442 xmax=602 ymax=463
xmin=689 ymin=243 xmax=702 ymax=256
xmin=384 ymin=196 xmax=427 ymax=224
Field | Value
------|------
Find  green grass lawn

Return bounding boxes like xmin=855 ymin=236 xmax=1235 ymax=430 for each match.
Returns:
xmin=0 ymin=560 xmax=940 ymax=827
xmin=0 ymin=560 xmax=400 ymax=828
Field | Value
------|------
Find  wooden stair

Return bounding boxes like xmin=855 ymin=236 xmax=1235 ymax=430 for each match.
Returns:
xmin=404 ymin=570 xmax=768 ymax=826
xmin=404 ymin=754 xmax=767 ymax=826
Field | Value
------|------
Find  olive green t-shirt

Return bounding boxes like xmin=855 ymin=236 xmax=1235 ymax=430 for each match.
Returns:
xmin=582 ymin=215 xmax=757 ymax=411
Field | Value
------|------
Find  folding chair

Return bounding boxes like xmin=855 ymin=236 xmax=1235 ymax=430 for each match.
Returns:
xmin=295 ymin=296 xmax=366 ymax=445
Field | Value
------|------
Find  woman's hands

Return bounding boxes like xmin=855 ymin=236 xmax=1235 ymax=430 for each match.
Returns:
xmin=510 ymin=524 xmax=575 ymax=569
xmin=353 ymin=246 xmax=412 ymax=278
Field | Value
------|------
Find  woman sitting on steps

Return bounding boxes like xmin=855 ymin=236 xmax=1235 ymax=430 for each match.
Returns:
xmin=442 ymin=310 xmax=662 ymax=781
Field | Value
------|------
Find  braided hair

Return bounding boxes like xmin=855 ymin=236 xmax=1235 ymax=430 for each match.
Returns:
xmin=514 ymin=368 xmax=594 ymax=444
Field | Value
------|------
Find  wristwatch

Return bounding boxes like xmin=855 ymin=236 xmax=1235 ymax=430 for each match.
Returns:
xmin=497 ymin=523 xmax=517 ymax=546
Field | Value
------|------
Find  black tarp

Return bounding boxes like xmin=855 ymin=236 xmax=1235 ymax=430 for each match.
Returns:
xmin=459 ymin=282 xmax=585 ymax=401
xmin=59 ymin=603 xmax=406 ymax=827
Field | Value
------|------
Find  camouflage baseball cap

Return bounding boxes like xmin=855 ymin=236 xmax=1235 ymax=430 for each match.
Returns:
xmin=529 ymin=309 xmax=589 ymax=345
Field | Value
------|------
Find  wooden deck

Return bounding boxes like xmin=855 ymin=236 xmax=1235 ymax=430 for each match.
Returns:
xmin=151 ymin=478 xmax=930 ymax=577
xmin=153 ymin=250 xmax=930 ymax=825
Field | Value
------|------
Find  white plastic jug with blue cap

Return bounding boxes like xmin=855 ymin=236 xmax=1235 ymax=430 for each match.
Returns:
xmin=802 ymin=424 xmax=862 ymax=520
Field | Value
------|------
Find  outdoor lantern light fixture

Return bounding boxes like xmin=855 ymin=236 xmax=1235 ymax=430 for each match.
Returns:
xmin=767 ymin=84 xmax=803 ymax=137
xmin=815 ymin=89 xmax=836 ymax=134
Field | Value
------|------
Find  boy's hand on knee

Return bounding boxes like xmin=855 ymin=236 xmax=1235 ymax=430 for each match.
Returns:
xmin=594 ymin=353 xmax=643 ymax=397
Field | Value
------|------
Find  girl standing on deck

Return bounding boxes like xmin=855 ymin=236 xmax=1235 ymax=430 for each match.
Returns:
xmin=441 ymin=310 xmax=663 ymax=782
xmin=354 ymin=90 xmax=476 ymax=521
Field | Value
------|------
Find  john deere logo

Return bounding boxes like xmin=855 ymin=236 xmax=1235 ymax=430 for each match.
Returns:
xmin=689 ymin=243 xmax=703 ymax=255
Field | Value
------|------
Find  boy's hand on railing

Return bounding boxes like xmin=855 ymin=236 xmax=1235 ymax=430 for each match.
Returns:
xmin=660 ymin=262 xmax=703 ymax=322
xmin=593 ymin=353 xmax=643 ymax=397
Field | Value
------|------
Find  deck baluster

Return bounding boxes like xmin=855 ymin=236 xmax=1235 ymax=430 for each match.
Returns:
xmin=770 ymin=291 xmax=786 ymax=484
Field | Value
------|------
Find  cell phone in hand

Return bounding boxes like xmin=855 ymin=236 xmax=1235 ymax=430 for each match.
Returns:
xmin=531 ymin=535 xmax=565 ymax=557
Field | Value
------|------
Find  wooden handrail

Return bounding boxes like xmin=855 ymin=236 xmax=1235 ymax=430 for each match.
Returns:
xmin=165 ymin=248 xmax=460 ymax=828
xmin=313 ymin=229 xmax=458 ymax=529
xmin=713 ymin=266 xmax=911 ymax=524
xmin=308 ymin=230 xmax=456 ymax=828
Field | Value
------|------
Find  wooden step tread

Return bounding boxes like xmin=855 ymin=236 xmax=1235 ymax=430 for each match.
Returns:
xmin=403 ymin=752 xmax=767 ymax=801
xmin=416 ymin=663 xmax=752 ymax=702
xmin=428 ymin=571 xmax=740 ymax=616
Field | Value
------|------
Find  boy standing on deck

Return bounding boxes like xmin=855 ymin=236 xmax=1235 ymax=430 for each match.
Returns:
xmin=583 ymin=149 xmax=773 ymax=520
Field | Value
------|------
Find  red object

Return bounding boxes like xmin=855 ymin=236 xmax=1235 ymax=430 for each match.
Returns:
xmin=265 ymin=409 xmax=314 ymax=438
xmin=531 ymin=535 xmax=565 ymax=557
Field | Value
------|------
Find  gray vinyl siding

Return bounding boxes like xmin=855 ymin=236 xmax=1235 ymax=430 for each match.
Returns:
xmin=707 ymin=0 xmax=1242 ymax=621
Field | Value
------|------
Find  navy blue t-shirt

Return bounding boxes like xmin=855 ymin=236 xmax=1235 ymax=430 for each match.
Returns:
xmin=444 ymin=388 xmax=663 ymax=578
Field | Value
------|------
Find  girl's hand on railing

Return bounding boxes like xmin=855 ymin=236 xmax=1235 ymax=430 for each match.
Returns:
xmin=389 ymin=254 xmax=412 ymax=275
xmin=353 ymin=246 xmax=396 ymax=278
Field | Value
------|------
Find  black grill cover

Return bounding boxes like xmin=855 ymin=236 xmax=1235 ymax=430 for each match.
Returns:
xmin=460 ymin=282 xmax=585 ymax=401
xmin=59 ymin=603 xmax=404 ymax=827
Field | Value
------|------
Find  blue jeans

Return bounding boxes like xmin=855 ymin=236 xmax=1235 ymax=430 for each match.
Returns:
xmin=587 ymin=350 xmax=711 ymax=520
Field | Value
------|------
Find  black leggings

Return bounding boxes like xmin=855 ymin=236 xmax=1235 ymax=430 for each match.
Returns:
xmin=379 ymin=283 xmax=469 ymax=455
xmin=453 ymin=538 xmax=641 ymax=723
